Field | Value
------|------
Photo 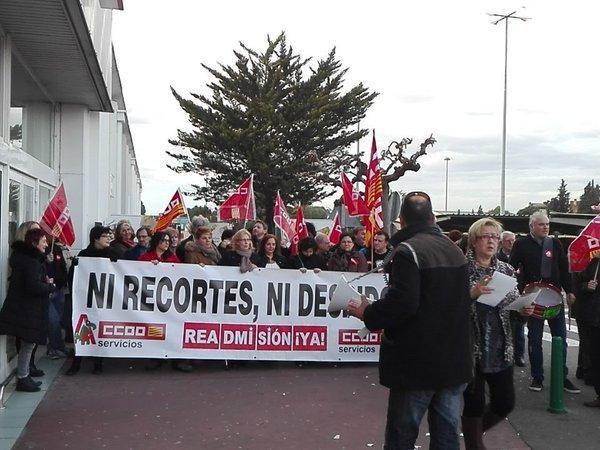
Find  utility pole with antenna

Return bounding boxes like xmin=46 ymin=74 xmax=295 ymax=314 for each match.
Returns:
xmin=488 ymin=10 xmax=530 ymax=215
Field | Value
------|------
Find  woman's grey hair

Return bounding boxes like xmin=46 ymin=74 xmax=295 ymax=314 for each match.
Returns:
xmin=501 ymin=231 xmax=515 ymax=240
xmin=529 ymin=211 xmax=549 ymax=228
xmin=188 ymin=215 xmax=209 ymax=233
xmin=315 ymin=232 xmax=330 ymax=245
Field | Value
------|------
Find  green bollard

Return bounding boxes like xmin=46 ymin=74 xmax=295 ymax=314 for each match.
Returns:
xmin=548 ymin=336 xmax=567 ymax=414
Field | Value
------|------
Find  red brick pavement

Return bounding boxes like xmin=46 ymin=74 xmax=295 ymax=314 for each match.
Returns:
xmin=14 ymin=360 xmax=529 ymax=449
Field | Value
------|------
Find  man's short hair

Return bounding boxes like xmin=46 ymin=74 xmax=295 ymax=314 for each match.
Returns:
xmin=90 ymin=225 xmax=111 ymax=243
xmin=374 ymin=230 xmax=389 ymax=241
xmin=400 ymin=192 xmax=434 ymax=225
xmin=529 ymin=211 xmax=549 ymax=228
xmin=315 ymin=232 xmax=330 ymax=245
xmin=501 ymin=230 xmax=515 ymax=240
xmin=136 ymin=226 xmax=152 ymax=239
xmin=352 ymin=226 xmax=365 ymax=237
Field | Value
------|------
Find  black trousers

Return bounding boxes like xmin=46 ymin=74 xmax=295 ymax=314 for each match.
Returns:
xmin=463 ymin=365 xmax=515 ymax=418
xmin=589 ymin=326 xmax=600 ymax=397
xmin=577 ymin=320 xmax=593 ymax=379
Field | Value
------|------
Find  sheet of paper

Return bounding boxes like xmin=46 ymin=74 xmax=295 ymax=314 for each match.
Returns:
xmin=476 ymin=270 xmax=518 ymax=307
xmin=328 ymin=275 xmax=361 ymax=312
xmin=505 ymin=291 xmax=540 ymax=312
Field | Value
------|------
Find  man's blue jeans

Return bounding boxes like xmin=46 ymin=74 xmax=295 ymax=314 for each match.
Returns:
xmin=527 ymin=306 xmax=568 ymax=381
xmin=384 ymin=383 xmax=467 ymax=450
xmin=48 ymin=289 xmax=67 ymax=353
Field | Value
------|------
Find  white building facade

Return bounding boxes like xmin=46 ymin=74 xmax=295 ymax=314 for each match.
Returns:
xmin=0 ymin=0 xmax=141 ymax=381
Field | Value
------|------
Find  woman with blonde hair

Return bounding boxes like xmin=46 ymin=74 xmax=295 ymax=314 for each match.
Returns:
xmin=219 ymin=229 xmax=258 ymax=272
xmin=462 ymin=217 xmax=533 ymax=449
xmin=110 ymin=220 xmax=134 ymax=258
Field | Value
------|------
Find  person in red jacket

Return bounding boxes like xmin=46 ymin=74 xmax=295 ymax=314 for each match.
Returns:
xmin=138 ymin=231 xmax=180 ymax=264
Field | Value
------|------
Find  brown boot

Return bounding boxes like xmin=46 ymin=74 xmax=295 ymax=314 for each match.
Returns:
xmin=462 ymin=416 xmax=486 ymax=450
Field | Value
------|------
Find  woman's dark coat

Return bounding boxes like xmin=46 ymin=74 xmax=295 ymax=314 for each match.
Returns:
xmin=0 ymin=241 xmax=55 ymax=344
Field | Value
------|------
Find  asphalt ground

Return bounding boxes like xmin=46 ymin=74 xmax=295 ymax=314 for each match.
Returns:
xmin=7 ymin=316 xmax=599 ymax=450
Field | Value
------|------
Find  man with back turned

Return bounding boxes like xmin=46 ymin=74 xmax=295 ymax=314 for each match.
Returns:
xmin=349 ymin=192 xmax=472 ymax=449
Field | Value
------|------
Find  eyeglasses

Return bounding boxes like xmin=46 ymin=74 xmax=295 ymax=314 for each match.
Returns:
xmin=477 ymin=233 xmax=500 ymax=241
xmin=100 ymin=234 xmax=111 ymax=239
xmin=404 ymin=191 xmax=431 ymax=202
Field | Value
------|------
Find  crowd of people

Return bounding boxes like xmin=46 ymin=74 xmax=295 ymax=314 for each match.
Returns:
xmin=0 ymin=196 xmax=598 ymax=450
xmin=0 ymin=215 xmax=392 ymax=388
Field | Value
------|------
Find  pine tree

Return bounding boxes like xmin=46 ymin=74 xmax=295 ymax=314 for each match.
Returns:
xmin=167 ymin=32 xmax=378 ymax=225
xmin=578 ymin=180 xmax=600 ymax=213
xmin=547 ymin=179 xmax=570 ymax=212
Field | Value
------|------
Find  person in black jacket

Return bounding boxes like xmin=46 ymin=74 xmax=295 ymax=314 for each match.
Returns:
xmin=254 ymin=234 xmax=287 ymax=268
xmin=45 ymin=241 xmax=71 ymax=359
xmin=348 ymin=192 xmax=472 ymax=449
xmin=66 ymin=226 xmax=117 ymax=376
xmin=124 ymin=226 xmax=152 ymax=260
xmin=509 ymin=211 xmax=580 ymax=393
xmin=287 ymin=237 xmax=325 ymax=271
xmin=0 ymin=228 xmax=56 ymax=392
xmin=219 ymin=229 xmax=258 ymax=272
xmin=573 ymin=257 xmax=600 ymax=407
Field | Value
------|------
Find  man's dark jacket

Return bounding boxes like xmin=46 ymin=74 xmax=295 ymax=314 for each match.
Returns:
xmin=508 ymin=235 xmax=572 ymax=294
xmin=572 ymin=258 xmax=600 ymax=327
xmin=363 ymin=225 xmax=473 ymax=390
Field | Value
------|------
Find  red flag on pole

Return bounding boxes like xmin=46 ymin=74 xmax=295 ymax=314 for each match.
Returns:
xmin=273 ymin=191 xmax=295 ymax=244
xmin=290 ymin=206 xmax=309 ymax=256
xmin=364 ymin=132 xmax=384 ymax=246
xmin=39 ymin=182 xmax=76 ymax=246
xmin=568 ymin=214 xmax=600 ymax=272
xmin=217 ymin=175 xmax=256 ymax=222
xmin=341 ymin=172 xmax=370 ymax=216
xmin=328 ymin=212 xmax=342 ymax=245
xmin=154 ymin=188 xmax=188 ymax=232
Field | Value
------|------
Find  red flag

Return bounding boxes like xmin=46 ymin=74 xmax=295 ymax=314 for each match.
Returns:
xmin=154 ymin=189 xmax=188 ymax=232
xmin=341 ymin=172 xmax=370 ymax=216
xmin=568 ymin=214 xmax=600 ymax=272
xmin=273 ymin=192 xmax=295 ymax=244
xmin=328 ymin=212 xmax=342 ymax=245
xmin=364 ymin=133 xmax=384 ymax=246
xmin=39 ymin=182 xmax=76 ymax=246
xmin=290 ymin=206 xmax=309 ymax=256
xmin=217 ymin=175 xmax=256 ymax=222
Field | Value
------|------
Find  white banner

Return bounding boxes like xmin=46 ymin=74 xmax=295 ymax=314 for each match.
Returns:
xmin=72 ymin=258 xmax=387 ymax=361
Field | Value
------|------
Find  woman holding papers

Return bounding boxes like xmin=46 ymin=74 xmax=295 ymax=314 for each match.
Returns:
xmin=462 ymin=218 xmax=533 ymax=450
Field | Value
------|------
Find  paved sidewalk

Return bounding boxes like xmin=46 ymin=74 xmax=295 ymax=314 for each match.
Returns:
xmin=9 ymin=359 xmax=527 ymax=450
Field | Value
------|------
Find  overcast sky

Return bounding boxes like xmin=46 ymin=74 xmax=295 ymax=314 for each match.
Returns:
xmin=112 ymin=0 xmax=600 ymax=215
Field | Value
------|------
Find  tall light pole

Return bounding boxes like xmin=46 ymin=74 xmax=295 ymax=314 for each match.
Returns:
xmin=444 ymin=157 xmax=451 ymax=213
xmin=489 ymin=10 xmax=530 ymax=214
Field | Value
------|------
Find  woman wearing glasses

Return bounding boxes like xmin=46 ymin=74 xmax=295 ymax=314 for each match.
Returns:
xmin=462 ymin=218 xmax=533 ymax=449
xmin=138 ymin=231 xmax=181 ymax=263
xmin=327 ymin=232 xmax=368 ymax=272
xmin=219 ymin=229 xmax=258 ymax=272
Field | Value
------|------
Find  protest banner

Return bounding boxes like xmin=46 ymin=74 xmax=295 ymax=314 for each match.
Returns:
xmin=72 ymin=258 xmax=387 ymax=362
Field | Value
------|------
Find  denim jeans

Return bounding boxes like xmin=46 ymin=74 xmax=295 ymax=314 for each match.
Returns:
xmin=384 ymin=383 xmax=467 ymax=450
xmin=48 ymin=289 xmax=67 ymax=353
xmin=527 ymin=306 xmax=568 ymax=381
xmin=17 ymin=341 xmax=36 ymax=378
xmin=513 ymin=320 xmax=525 ymax=359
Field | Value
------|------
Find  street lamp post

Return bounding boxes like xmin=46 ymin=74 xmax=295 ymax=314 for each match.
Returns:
xmin=489 ymin=11 xmax=530 ymax=215
xmin=444 ymin=157 xmax=450 ymax=213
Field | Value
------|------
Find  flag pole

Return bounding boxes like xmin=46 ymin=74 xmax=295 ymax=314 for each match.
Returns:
xmin=370 ymin=210 xmax=375 ymax=270
xmin=594 ymin=259 xmax=599 ymax=281
xmin=243 ymin=174 xmax=253 ymax=229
